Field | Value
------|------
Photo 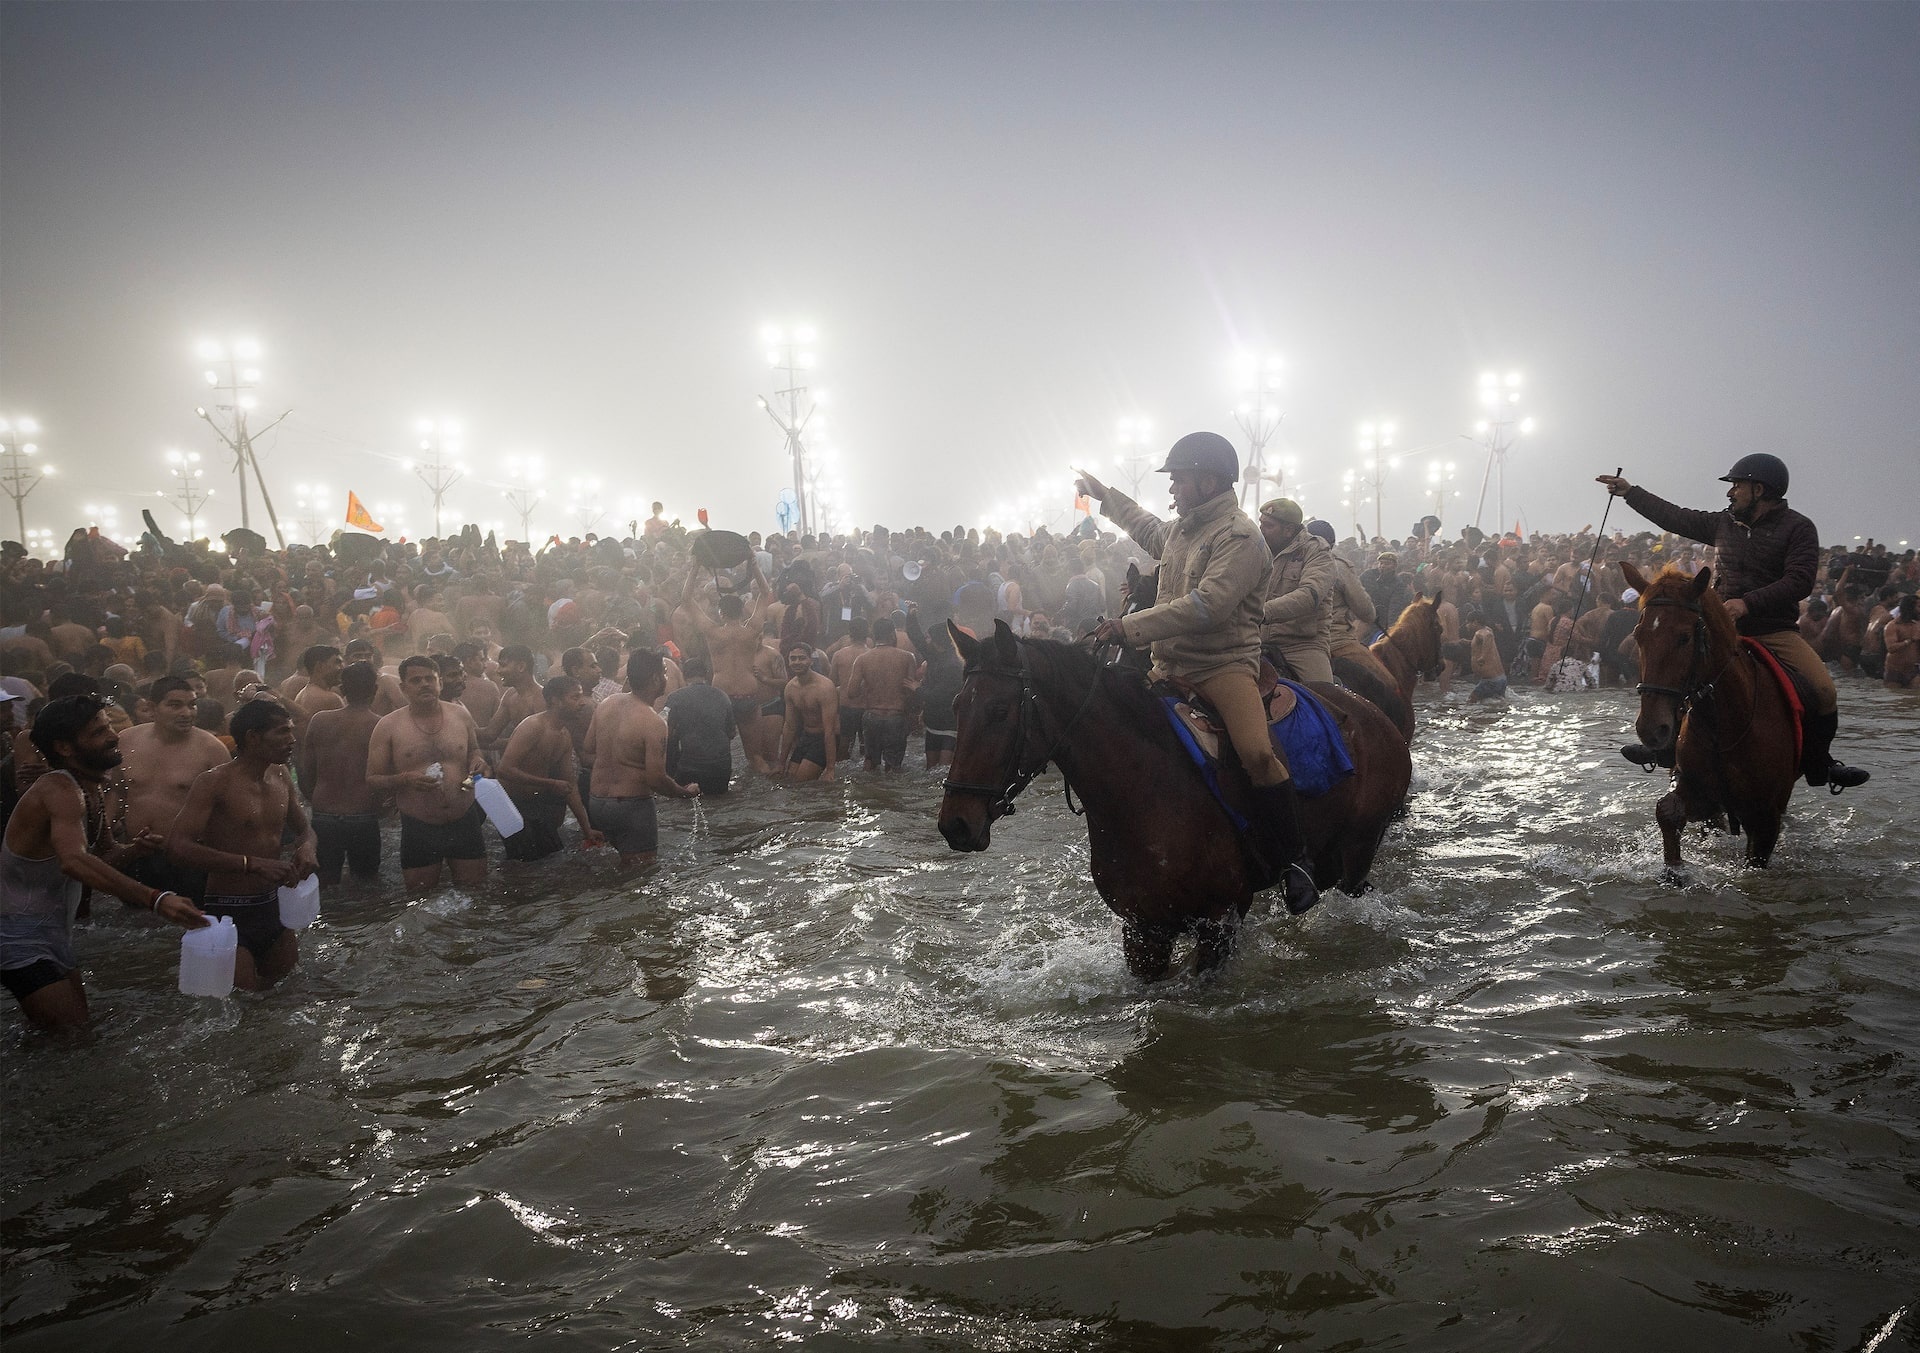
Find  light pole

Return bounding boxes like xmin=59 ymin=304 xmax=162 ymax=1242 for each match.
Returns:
xmin=757 ymin=324 xmax=820 ymax=537
xmin=1230 ymin=350 xmax=1285 ymax=510
xmin=293 ymin=482 xmax=331 ymax=544
xmin=408 ymin=419 xmax=465 ymax=538
xmin=1356 ymin=420 xmax=1399 ymax=542
xmin=161 ymin=449 xmax=212 ymax=540
xmin=1423 ymin=460 xmax=1459 ymax=552
xmin=1114 ymin=417 xmax=1154 ymax=501
xmin=567 ymin=477 xmax=604 ymax=537
xmin=1468 ymin=370 xmax=1535 ymax=534
xmin=0 ymin=417 xmax=53 ymax=545
xmin=502 ymin=456 xmax=544 ymax=542
xmin=195 ymin=338 xmax=289 ymax=546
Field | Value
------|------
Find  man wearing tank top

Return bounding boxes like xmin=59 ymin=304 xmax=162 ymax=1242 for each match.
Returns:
xmin=2 ymin=695 xmax=210 ymax=1032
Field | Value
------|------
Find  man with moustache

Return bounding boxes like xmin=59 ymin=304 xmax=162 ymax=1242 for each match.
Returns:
xmin=367 ymin=655 xmax=491 ymax=891
xmin=115 ymin=675 xmax=231 ymax=904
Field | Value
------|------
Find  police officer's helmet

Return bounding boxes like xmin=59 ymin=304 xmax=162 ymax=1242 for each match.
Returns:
xmin=1157 ymin=431 xmax=1240 ymax=484
xmin=1719 ymin=453 xmax=1789 ymax=498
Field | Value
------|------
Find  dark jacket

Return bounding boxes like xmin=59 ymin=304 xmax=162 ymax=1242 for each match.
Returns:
xmin=1623 ymin=488 xmax=1818 ymax=636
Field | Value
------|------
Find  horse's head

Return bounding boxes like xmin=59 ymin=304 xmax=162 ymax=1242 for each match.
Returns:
xmin=1404 ymin=591 xmax=1446 ymax=679
xmin=939 ymin=619 xmax=1031 ymax=851
xmin=1620 ymin=561 xmax=1730 ymax=753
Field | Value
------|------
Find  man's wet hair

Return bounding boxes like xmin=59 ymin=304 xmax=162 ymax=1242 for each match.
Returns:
xmin=435 ymin=654 xmax=465 ymax=680
xmin=785 ymin=640 xmax=813 ymax=659
xmin=30 ymin=694 xmax=107 ymax=766
xmin=871 ymin=617 xmax=895 ymax=642
xmin=499 ymin=644 xmax=534 ymax=668
xmin=454 ymin=640 xmax=485 ymax=662
xmin=718 ymin=593 xmax=745 ymax=619
xmin=847 ymin=616 xmax=870 ymax=642
xmin=543 ymin=675 xmax=581 ymax=705
xmin=561 ymin=647 xmax=590 ymax=676
xmin=230 ymin=696 xmax=292 ymax=751
xmin=398 ymin=654 xmax=438 ymax=680
xmin=47 ymin=673 xmax=101 ymax=701
xmin=681 ymin=654 xmax=712 ymax=681
xmin=625 ymin=647 xmax=665 ymax=692
xmin=301 ymin=644 xmax=341 ymax=673
xmin=149 ymin=675 xmax=196 ymax=705
xmin=341 ymin=661 xmax=378 ymax=704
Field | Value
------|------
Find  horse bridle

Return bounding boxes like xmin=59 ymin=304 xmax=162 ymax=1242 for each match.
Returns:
xmin=1634 ymin=596 xmax=1724 ymax=705
xmin=942 ymin=644 xmax=1103 ymax=820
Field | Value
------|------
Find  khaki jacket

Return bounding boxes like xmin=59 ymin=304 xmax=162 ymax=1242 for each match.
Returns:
xmin=1108 ymin=489 xmax=1270 ymax=681
xmin=1262 ymin=533 xmax=1336 ymax=645
xmin=1325 ymin=553 xmax=1377 ymax=643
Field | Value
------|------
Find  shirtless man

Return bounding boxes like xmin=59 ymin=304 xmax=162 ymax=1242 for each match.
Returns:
xmin=344 ymin=638 xmax=405 ymax=714
xmin=497 ymin=675 xmax=604 ymax=861
xmin=584 ymin=649 xmax=699 ymax=867
xmin=367 ymin=655 xmax=490 ymax=891
xmin=828 ymin=617 xmax=870 ymax=760
xmin=481 ymin=644 xmax=541 ymax=754
xmin=845 ymin=618 xmax=919 ymax=771
xmin=297 ymin=662 xmax=385 ymax=885
xmin=455 ymin=640 xmax=502 ymax=728
xmin=1466 ymin=612 xmax=1510 ymax=703
xmin=290 ymin=644 xmax=345 ymax=742
xmin=166 ymin=699 xmax=319 ymax=991
xmin=408 ymin=588 xmax=456 ymax=654
xmin=778 ymin=640 xmax=840 ymax=783
xmin=114 ymin=675 xmax=231 ymax=904
xmin=1882 ymin=595 xmax=1919 ymax=688
xmin=684 ymin=561 xmax=774 ymax=773
xmin=3 ymin=696 xmax=210 ymax=1031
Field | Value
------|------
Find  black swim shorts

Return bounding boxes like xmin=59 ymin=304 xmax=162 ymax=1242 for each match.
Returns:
xmin=203 ymin=891 xmax=289 ymax=967
xmin=399 ymin=804 xmax=488 ymax=869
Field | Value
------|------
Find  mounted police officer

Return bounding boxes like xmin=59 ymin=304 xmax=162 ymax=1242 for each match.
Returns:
xmin=1076 ymin=434 xmax=1318 ymax=913
xmin=1597 ymin=455 xmax=1868 ymax=790
xmin=1257 ymin=498 xmax=1336 ymax=685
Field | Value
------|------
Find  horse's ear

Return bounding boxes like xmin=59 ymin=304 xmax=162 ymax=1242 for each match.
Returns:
xmin=1690 ymin=566 xmax=1713 ymax=597
xmin=1126 ymin=561 xmax=1142 ymax=587
xmin=948 ymin=621 xmax=979 ymax=664
xmin=1620 ymin=561 xmax=1649 ymax=593
xmin=1433 ymin=588 xmax=1443 ymax=606
xmin=992 ymin=618 xmax=1019 ymax=663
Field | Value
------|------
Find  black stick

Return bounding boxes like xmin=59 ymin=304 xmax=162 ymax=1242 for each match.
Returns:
xmin=1570 ymin=466 xmax=1624 ymax=628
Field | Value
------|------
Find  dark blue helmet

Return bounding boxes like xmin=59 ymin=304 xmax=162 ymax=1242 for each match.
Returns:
xmin=1719 ymin=453 xmax=1789 ymax=497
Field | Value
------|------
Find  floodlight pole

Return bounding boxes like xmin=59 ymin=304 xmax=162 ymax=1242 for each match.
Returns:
xmin=760 ymin=343 xmax=815 ymax=537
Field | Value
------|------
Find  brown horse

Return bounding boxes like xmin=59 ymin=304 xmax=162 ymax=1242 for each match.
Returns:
xmin=1619 ymin=562 xmax=1800 ymax=871
xmin=938 ymin=621 xmax=1411 ymax=981
xmin=1368 ymin=593 xmax=1444 ymax=739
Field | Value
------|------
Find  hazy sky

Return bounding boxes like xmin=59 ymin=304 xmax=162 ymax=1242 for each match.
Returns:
xmin=3 ymin=2 xmax=1915 ymax=547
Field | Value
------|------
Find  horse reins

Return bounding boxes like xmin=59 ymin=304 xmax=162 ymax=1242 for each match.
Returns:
xmin=942 ymin=644 xmax=1105 ymax=819
xmin=1634 ymin=595 xmax=1756 ymax=763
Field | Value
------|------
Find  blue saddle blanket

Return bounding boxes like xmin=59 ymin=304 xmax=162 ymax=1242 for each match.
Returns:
xmin=1161 ymin=678 xmax=1355 ymax=800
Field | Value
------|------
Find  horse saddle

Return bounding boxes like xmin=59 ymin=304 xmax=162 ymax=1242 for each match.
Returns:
xmin=1157 ymin=675 xmax=1351 ymax=799
xmin=1740 ymin=637 xmax=1806 ymax=765
xmin=1157 ymin=673 xmax=1298 ymax=763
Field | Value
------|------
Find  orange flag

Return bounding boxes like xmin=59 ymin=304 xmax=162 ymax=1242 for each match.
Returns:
xmin=345 ymin=492 xmax=383 ymax=533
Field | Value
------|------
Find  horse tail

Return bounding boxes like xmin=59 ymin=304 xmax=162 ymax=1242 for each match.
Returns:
xmin=1333 ymin=654 xmax=1412 ymax=739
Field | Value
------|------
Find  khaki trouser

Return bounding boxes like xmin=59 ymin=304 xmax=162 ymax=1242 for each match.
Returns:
xmin=1195 ymin=668 xmax=1289 ymax=787
xmin=1750 ymin=629 xmax=1837 ymax=716
xmin=1330 ymin=637 xmax=1374 ymax=666
xmin=1268 ymin=637 xmax=1334 ymax=686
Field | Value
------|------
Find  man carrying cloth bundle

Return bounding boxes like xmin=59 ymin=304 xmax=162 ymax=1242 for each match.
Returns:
xmin=1076 ymin=432 xmax=1318 ymax=914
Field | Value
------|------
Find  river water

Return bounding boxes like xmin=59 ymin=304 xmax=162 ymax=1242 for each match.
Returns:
xmin=4 ymin=682 xmax=1917 ymax=1350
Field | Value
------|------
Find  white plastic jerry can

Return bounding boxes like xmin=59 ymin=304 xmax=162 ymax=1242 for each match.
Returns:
xmin=179 ymin=916 xmax=238 ymax=997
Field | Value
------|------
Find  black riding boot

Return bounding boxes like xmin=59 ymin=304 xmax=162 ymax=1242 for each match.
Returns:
xmin=1803 ymin=711 xmax=1869 ymax=791
xmin=1252 ymin=781 xmax=1321 ymax=915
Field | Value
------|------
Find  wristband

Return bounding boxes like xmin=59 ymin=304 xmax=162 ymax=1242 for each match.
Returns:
xmin=152 ymin=890 xmax=172 ymax=912
xmin=241 ymin=854 xmax=251 ymax=874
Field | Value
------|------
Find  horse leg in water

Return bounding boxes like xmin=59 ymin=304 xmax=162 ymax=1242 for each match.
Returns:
xmin=1655 ymin=787 xmax=1689 ymax=873
xmin=1123 ymin=922 xmax=1177 ymax=982
xmin=1192 ymin=909 xmax=1243 ymax=975
xmin=1742 ymin=811 xmax=1781 ymax=868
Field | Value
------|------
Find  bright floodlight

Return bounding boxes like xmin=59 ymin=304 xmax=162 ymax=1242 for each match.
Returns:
xmin=1478 ymin=371 xmax=1497 ymax=388
xmin=233 ymin=339 xmax=261 ymax=360
xmin=416 ymin=419 xmax=433 ymax=434
xmin=1505 ymin=371 xmax=1522 ymax=388
xmin=795 ymin=324 xmax=818 ymax=344
xmin=242 ymin=368 xmax=262 ymax=383
xmin=198 ymin=341 xmax=225 ymax=361
xmin=762 ymin=324 xmax=785 ymax=344
xmin=1520 ymin=417 xmax=1537 ymax=434
xmin=16 ymin=418 xmax=36 ymax=434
